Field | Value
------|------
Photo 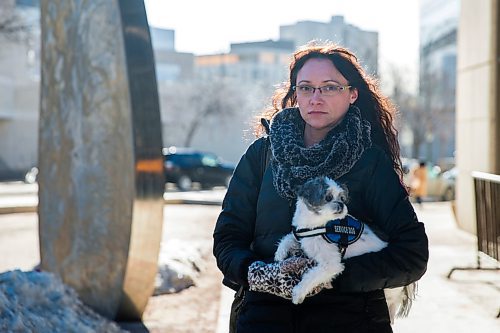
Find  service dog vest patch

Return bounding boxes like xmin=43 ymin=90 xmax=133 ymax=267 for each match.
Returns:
xmin=292 ymin=215 xmax=364 ymax=248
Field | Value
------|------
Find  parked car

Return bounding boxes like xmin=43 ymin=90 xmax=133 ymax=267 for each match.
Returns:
xmin=401 ymin=158 xmax=419 ymax=180
xmin=402 ymin=158 xmax=456 ymax=201
xmin=163 ymin=146 xmax=235 ymax=191
xmin=428 ymin=166 xmax=456 ymax=201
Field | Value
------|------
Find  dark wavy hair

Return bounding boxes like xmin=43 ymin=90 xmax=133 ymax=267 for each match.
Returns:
xmin=256 ymin=41 xmax=403 ymax=180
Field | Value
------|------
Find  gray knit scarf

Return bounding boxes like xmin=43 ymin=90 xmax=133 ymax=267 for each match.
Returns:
xmin=269 ymin=105 xmax=372 ymax=200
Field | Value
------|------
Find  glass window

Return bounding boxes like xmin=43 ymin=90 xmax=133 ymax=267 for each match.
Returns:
xmin=201 ymin=154 xmax=218 ymax=167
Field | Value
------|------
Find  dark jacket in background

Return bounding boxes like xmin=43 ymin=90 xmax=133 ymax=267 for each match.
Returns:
xmin=213 ymin=137 xmax=429 ymax=333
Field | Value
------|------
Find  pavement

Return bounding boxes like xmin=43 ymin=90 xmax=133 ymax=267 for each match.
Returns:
xmin=0 ymin=181 xmax=226 ymax=214
xmin=1 ymin=182 xmax=499 ymax=332
xmin=0 ymin=182 xmax=38 ymax=214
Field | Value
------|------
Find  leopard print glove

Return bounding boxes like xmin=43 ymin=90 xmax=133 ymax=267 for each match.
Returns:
xmin=247 ymin=255 xmax=331 ymax=300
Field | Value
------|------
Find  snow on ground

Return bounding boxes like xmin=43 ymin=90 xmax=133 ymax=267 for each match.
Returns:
xmin=0 ymin=242 xmax=209 ymax=332
xmin=0 ymin=270 xmax=127 ymax=333
xmin=154 ymin=239 xmax=209 ymax=295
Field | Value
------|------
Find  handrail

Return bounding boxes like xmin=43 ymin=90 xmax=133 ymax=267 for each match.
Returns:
xmin=471 ymin=171 xmax=500 ymax=184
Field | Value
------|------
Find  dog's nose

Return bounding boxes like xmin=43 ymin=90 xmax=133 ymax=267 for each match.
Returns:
xmin=334 ymin=202 xmax=344 ymax=212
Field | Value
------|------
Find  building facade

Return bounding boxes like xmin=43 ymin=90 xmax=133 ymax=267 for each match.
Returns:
xmin=183 ymin=40 xmax=295 ymax=162
xmin=455 ymin=0 xmax=499 ymax=233
xmin=194 ymin=39 xmax=293 ymax=87
xmin=280 ymin=16 xmax=378 ymax=75
xmin=418 ymin=0 xmax=459 ymax=164
xmin=150 ymin=26 xmax=194 ymax=83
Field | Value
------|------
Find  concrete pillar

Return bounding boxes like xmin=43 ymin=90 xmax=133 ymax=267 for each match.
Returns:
xmin=38 ymin=0 xmax=164 ymax=320
xmin=455 ymin=0 xmax=499 ymax=233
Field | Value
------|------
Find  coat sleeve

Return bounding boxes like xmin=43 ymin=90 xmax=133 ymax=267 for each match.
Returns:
xmin=333 ymin=149 xmax=429 ymax=292
xmin=212 ymin=138 xmax=264 ymax=287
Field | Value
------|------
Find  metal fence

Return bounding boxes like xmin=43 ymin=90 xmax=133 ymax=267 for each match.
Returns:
xmin=473 ymin=172 xmax=500 ymax=263
xmin=447 ymin=171 xmax=500 ymax=317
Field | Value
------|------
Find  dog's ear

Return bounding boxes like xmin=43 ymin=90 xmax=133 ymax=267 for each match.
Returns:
xmin=295 ymin=182 xmax=307 ymax=200
xmin=295 ymin=179 xmax=312 ymax=199
xmin=339 ymin=183 xmax=349 ymax=203
xmin=296 ymin=177 xmax=327 ymax=206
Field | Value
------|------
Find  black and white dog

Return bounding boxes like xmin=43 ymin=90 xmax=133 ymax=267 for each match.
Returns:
xmin=274 ymin=176 xmax=415 ymax=323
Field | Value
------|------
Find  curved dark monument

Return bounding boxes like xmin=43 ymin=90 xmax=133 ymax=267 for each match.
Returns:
xmin=38 ymin=0 xmax=164 ymax=320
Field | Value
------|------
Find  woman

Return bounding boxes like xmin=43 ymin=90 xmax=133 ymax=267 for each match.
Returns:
xmin=213 ymin=41 xmax=428 ymax=333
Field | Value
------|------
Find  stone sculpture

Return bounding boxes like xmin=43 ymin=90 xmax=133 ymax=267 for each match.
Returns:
xmin=39 ymin=0 xmax=164 ymax=320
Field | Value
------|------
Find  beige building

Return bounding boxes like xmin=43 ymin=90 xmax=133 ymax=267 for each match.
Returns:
xmin=280 ymin=16 xmax=378 ymax=75
xmin=150 ymin=26 xmax=194 ymax=82
xmin=185 ymin=40 xmax=295 ymax=163
xmin=455 ymin=0 xmax=499 ymax=233
xmin=195 ymin=40 xmax=293 ymax=86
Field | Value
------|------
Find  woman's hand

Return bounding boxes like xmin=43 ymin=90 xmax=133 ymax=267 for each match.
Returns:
xmin=247 ymin=256 xmax=330 ymax=300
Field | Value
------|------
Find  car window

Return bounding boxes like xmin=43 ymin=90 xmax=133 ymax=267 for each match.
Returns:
xmin=167 ymin=154 xmax=200 ymax=166
xmin=201 ymin=154 xmax=218 ymax=167
xmin=428 ymin=165 xmax=442 ymax=179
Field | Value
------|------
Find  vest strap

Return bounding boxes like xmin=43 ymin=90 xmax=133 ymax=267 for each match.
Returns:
xmin=292 ymin=215 xmax=364 ymax=249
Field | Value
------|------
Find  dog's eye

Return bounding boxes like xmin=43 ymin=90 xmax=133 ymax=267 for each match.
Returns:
xmin=325 ymin=193 xmax=333 ymax=202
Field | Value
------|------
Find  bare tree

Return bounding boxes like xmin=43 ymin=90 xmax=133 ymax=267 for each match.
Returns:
xmin=419 ymin=60 xmax=456 ymax=163
xmin=159 ymin=78 xmax=248 ymax=147
xmin=385 ymin=61 xmax=456 ymax=163
xmin=385 ymin=64 xmax=429 ymax=159
xmin=0 ymin=1 xmax=33 ymax=41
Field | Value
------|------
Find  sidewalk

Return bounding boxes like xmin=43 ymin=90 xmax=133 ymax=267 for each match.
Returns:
xmin=0 ymin=182 xmax=225 ymax=214
xmin=0 ymin=182 xmax=38 ymax=214
xmin=215 ymin=202 xmax=500 ymax=333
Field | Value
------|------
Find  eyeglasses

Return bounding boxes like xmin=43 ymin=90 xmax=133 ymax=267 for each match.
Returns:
xmin=293 ymin=84 xmax=352 ymax=97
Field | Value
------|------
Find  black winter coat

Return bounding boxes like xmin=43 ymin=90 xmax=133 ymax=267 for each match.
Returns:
xmin=213 ymin=137 xmax=429 ymax=333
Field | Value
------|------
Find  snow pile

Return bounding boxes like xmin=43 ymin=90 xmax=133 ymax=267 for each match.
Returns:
xmin=0 ymin=270 xmax=127 ymax=333
xmin=154 ymin=239 xmax=209 ymax=295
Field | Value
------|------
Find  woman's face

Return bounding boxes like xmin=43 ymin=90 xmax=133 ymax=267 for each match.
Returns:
xmin=295 ymin=58 xmax=358 ymax=135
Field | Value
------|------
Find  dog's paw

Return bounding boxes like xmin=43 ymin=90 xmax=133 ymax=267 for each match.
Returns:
xmin=291 ymin=286 xmax=307 ymax=305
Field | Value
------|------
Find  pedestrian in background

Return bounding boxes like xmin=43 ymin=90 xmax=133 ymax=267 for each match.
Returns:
xmin=411 ymin=161 xmax=428 ymax=206
xmin=213 ymin=41 xmax=429 ymax=333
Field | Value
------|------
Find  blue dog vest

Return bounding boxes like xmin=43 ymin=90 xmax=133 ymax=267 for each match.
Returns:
xmin=292 ymin=215 xmax=364 ymax=256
